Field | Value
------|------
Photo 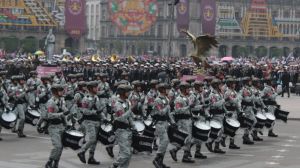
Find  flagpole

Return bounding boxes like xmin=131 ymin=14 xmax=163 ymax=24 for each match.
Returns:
xmin=167 ymin=0 xmax=175 ymax=60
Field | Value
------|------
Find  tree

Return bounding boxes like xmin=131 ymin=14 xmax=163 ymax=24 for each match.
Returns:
xmin=2 ymin=36 xmax=19 ymax=52
xmin=232 ymin=45 xmax=246 ymax=58
xmin=21 ymin=37 xmax=38 ymax=53
xmin=113 ymin=40 xmax=123 ymax=54
xmin=270 ymin=47 xmax=283 ymax=58
xmin=255 ymin=46 xmax=267 ymax=58
xmin=137 ymin=41 xmax=147 ymax=55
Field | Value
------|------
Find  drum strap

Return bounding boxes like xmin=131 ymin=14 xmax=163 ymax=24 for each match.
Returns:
xmin=241 ymin=101 xmax=253 ymax=106
xmin=82 ymin=114 xmax=100 ymax=121
xmin=48 ymin=118 xmax=63 ymax=125
xmin=152 ymin=114 xmax=168 ymax=122
xmin=263 ymin=100 xmax=277 ymax=106
xmin=210 ymin=109 xmax=225 ymax=115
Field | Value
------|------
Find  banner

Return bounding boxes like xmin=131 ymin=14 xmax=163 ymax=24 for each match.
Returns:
xmin=65 ymin=0 xmax=86 ymax=39
xmin=200 ymin=0 xmax=216 ymax=35
xmin=108 ymin=0 xmax=158 ymax=35
xmin=176 ymin=0 xmax=190 ymax=34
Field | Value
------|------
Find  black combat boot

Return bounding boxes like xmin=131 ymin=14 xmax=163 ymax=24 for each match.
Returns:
xmin=268 ymin=130 xmax=278 ymax=137
xmin=252 ymin=130 xmax=263 ymax=141
xmin=243 ymin=135 xmax=254 ymax=145
xmin=182 ymin=151 xmax=195 ymax=163
xmin=153 ymin=153 xmax=163 ymax=168
xmin=220 ymin=137 xmax=227 ymax=147
xmin=17 ymin=130 xmax=26 ymax=138
xmin=77 ymin=151 xmax=86 ymax=163
xmin=169 ymin=147 xmax=179 ymax=161
xmin=205 ymin=141 xmax=214 ymax=152
xmin=0 ymin=137 xmax=2 ymax=141
xmin=106 ymin=146 xmax=114 ymax=158
xmin=229 ymin=139 xmax=240 ymax=149
xmin=214 ymin=142 xmax=226 ymax=154
xmin=109 ymin=163 xmax=118 ymax=168
xmin=153 ymin=139 xmax=158 ymax=151
xmin=194 ymin=145 xmax=207 ymax=159
xmin=88 ymin=153 xmax=100 ymax=165
xmin=52 ymin=160 xmax=59 ymax=168
xmin=45 ymin=159 xmax=53 ymax=168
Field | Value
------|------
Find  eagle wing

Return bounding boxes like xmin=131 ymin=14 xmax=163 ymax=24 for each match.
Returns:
xmin=195 ymin=35 xmax=218 ymax=57
xmin=181 ymin=29 xmax=197 ymax=47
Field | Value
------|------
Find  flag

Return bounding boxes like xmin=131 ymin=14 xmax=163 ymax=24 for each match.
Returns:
xmin=200 ymin=0 xmax=217 ymax=35
xmin=65 ymin=0 xmax=87 ymax=39
xmin=177 ymin=0 xmax=190 ymax=34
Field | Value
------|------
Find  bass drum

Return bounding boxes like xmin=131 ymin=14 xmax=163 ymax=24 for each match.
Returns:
xmin=62 ymin=130 xmax=85 ymax=150
xmin=133 ymin=120 xmax=145 ymax=133
xmin=254 ymin=112 xmax=267 ymax=129
xmin=0 ymin=112 xmax=17 ymax=129
xmin=223 ymin=118 xmax=240 ymax=137
xmin=25 ymin=108 xmax=41 ymax=126
xmin=98 ymin=123 xmax=115 ymax=146
xmin=265 ymin=113 xmax=275 ymax=128
xmin=192 ymin=120 xmax=211 ymax=142
xmin=143 ymin=118 xmax=155 ymax=138
xmin=209 ymin=120 xmax=222 ymax=139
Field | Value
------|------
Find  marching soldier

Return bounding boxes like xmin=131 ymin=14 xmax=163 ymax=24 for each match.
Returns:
xmin=205 ymin=79 xmax=227 ymax=154
xmin=110 ymin=84 xmax=136 ymax=168
xmin=10 ymin=75 xmax=27 ymax=137
xmin=262 ymin=77 xmax=279 ymax=137
xmin=0 ymin=77 xmax=10 ymax=141
xmin=169 ymin=82 xmax=195 ymax=163
xmin=190 ymin=81 xmax=209 ymax=158
xmin=168 ymin=79 xmax=180 ymax=112
xmin=152 ymin=83 xmax=175 ymax=168
xmin=223 ymin=78 xmax=241 ymax=149
xmin=45 ymin=84 xmax=69 ymax=168
xmin=252 ymin=78 xmax=267 ymax=141
xmin=26 ymin=71 xmax=40 ymax=108
xmin=240 ymin=77 xmax=256 ymax=145
xmin=53 ymin=71 xmax=66 ymax=85
xmin=77 ymin=81 xmax=106 ymax=165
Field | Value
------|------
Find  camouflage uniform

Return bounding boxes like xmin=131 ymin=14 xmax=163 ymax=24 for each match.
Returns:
xmin=111 ymin=95 xmax=135 ymax=168
xmin=26 ymin=77 xmax=40 ymax=108
xmin=0 ymin=86 xmax=9 ymax=140
xmin=144 ymin=88 xmax=158 ymax=117
xmin=45 ymin=95 xmax=68 ymax=167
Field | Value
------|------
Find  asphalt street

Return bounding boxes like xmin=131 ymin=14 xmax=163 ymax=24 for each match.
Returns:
xmin=0 ymin=120 xmax=299 ymax=168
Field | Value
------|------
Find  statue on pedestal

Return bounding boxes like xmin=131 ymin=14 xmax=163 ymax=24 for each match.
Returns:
xmin=45 ymin=29 xmax=56 ymax=61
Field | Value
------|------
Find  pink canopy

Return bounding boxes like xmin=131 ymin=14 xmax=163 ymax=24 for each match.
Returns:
xmin=221 ymin=56 xmax=234 ymax=62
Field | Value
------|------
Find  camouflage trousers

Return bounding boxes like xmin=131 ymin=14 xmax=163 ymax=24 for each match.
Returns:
xmin=48 ymin=124 xmax=65 ymax=160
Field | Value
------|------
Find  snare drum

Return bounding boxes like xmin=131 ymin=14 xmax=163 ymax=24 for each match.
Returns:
xmin=192 ymin=120 xmax=211 ymax=142
xmin=265 ymin=113 xmax=275 ymax=128
xmin=143 ymin=118 xmax=155 ymax=138
xmin=0 ymin=112 xmax=17 ymax=129
xmin=209 ymin=120 xmax=222 ymax=139
xmin=133 ymin=120 xmax=145 ymax=133
xmin=167 ymin=126 xmax=188 ymax=147
xmin=254 ymin=112 xmax=267 ymax=129
xmin=238 ymin=115 xmax=254 ymax=128
xmin=25 ymin=108 xmax=41 ymax=126
xmin=62 ymin=130 xmax=84 ymax=150
xmin=98 ymin=123 xmax=115 ymax=146
xmin=223 ymin=118 xmax=240 ymax=137
xmin=132 ymin=134 xmax=154 ymax=153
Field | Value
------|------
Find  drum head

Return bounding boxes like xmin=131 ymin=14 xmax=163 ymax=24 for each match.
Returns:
xmin=265 ymin=113 xmax=275 ymax=120
xmin=134 ymin=121 xmax=145 ymax=132
xmin=226 ymin=118 xmax=240 ymax=127
xmin=2 ymin=113 xmax=17 ymax=122
xmin=256 ymin=112 xmax=267 ymax=120
xmin=66 ymin=130 xmax=84 ymax=137
xmin=101 ymin=124 xmax=113 ymax=132
xmin=144 ymin=119 xmax=152 ymax=126
xmin=210 ymin=120 xmax=222 ymax=129
xmin=194 ymin=121 xmax=211 ymax=130
xmin=28 ymin=110 xmax=41 ymax=117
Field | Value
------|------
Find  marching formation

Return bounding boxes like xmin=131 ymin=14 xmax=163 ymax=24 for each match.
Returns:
xmin=0 ymin=69 xmax=289 ymax=168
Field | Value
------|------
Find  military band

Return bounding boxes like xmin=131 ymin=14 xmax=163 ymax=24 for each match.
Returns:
xmin=0 ymin=69 xmax=288 ymax=168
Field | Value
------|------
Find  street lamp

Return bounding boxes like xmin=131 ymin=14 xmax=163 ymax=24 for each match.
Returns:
xmin=167 ymin=0 xmax=180 ymax=60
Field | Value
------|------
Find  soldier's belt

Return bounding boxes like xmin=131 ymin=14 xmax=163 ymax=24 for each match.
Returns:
xmin=113 ymin=120 xmax=130 ymax=130
xmin=152 ymin=114 xmax=168 ymax=121
xmin=65 ymin=95 xmax=73 ymax=101
xmin=97 ymin=94 xmax=109 ymax=99
xmin=209 ymin=109 xmax=225 ymax=115
xmin=48 ymin=118 xmax=63 ymax=125
xmin=82 ymin=114 xmax=100 ymax=121
xmin=263 ymin=100 xmax=277 ymax=106
xmin=15 ymin=99 xmax=26 ymax=104
xmin=225 ymin=106 xmax=236 ymax=111
xmin=191 ymin=110 xmax=205 ymax=115
xmin=241 ymin=101 xmax=253 ymax=106
xmin=174 ymin=113 xmax=191 ymax=121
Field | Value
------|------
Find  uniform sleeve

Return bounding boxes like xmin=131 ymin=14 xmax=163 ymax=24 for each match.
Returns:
xmin=113 ymin=101 xmax=131 ymax=122
xmin=174 ymin=97 xmax=189 ymax=114
xmin=46 ymin=101 xmax=62 ymax=119
xmin=81 ymin=97 xmax=97 ymax=115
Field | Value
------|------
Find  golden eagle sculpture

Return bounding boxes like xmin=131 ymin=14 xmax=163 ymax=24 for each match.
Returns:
xmin=181 ymin=29 xmax=218 ymax=72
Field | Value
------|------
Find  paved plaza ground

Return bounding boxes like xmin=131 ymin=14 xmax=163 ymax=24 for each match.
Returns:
xmin=0 ymin=94 xmax=299 ymax=168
